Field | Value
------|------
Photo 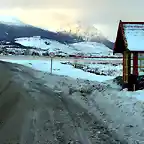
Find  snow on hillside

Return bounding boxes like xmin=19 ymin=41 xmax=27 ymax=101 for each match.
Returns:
xmin=0 ymin=15 xmax=25 ymax=26
xmin=70 ymin=42 xmax=113 ymax=56
xmin=15 ymin=37 xmax=116 ymax=57
xmin=15 ymin=36 xmax=73 ymax=53
xmin=15 ymin=37 xmax=76 ymax=56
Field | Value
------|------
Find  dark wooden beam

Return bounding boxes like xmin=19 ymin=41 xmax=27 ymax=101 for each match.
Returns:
xmin=133 ymin=52 xmax=138 ymax=75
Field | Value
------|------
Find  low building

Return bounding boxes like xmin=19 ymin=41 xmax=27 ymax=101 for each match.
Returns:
xmin=114 ymin=20 xmax=144 ymax=90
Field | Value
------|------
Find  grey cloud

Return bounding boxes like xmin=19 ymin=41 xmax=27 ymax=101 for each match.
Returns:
xmin=0 ymin=0 xmax=144 ymax=40
xmin=1 ymin=0 xmax=144 ymax=23
xmin=0 ymin=0 xmax=90 ymax=9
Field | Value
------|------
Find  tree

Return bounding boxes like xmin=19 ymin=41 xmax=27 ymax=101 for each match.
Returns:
xmin=24 ymin=49 xmax=31 ymax=55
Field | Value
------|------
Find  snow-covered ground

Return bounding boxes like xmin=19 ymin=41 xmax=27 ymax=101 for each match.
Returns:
xmin=68 ymin=60 xmax=122 ymax=76
xmin=88 ymin=87 xmax=144 ymax=143
xmin=15 ymin=37 xmax=119 ymax=57
xmin=1 ymin=57 xmax=144 ymax=143
xmin=33 ymin=63 xmax=144 ymax=143
xmin=0 ymin=59 xmax=114 ymax=82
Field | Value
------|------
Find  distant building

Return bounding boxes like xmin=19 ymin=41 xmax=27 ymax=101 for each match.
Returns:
xmin=114 ymin=20 xmax=144 ymax=89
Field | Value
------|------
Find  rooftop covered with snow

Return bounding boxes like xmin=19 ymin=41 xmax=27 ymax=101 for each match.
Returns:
xmin=114 ymin=21 xmax=144 ymax=53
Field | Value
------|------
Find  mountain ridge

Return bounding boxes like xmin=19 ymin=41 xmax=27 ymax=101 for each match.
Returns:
xmin=0 ymin=16 xmax=114 ymax=49
xmin=58 ymin=23 xmax=114 ymax=49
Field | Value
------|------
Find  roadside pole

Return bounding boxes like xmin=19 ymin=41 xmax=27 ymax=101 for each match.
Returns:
xmin=49 ymin=52 xmax=55 ymax=74
xmin=51 ymin=57 xmax=52 ymax=74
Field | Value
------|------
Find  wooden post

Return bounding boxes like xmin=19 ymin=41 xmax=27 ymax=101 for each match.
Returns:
xmin=128 ymin=52 xmax=131 ymax=77
xmin=123 ymin=52 xmax=125 ymax=82
xmin=132 ymin=52 xmax=138 ymax=91
xmin=123 ymin=51 xmax=130 ymax=83
xmin=133 ymin=84 xmax=136 ymax=91
xmin=133 ymin=52 xmax=138 ymax=76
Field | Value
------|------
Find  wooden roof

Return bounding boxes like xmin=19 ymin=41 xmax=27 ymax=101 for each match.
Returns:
xmin=114 ymin=20 xmax=144 ymax=53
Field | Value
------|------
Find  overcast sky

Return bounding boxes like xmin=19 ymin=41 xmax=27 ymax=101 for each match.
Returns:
xmin=0 ymin=0 xmax=143 ymax=41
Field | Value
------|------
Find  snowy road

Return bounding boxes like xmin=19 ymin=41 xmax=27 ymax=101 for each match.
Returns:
xmin=0 ymin=61 xmax=125 ymax=144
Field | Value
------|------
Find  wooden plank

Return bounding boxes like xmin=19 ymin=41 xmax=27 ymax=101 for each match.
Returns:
xmin=125 ymin=51 xmax=128 ymax=82
xmin=128 ymin=52 xmax=131 ymax=76
xmin=123 ymin=51 xmax=129 ymax=83
xmin=123 ymin=51 xmax=126 ymax=82
xmin=123 ymin=52 xmax=125 ymax=82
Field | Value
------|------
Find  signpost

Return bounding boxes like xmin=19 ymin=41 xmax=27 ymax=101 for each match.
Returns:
xmin=49 ymin=52 xmax=55 ymax=74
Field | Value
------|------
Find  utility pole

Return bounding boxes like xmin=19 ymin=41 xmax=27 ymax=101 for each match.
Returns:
xmin=49 ymin=52 xmax=55 ymax=74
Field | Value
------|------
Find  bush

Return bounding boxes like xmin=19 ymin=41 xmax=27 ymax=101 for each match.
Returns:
xmin=113 ymin=76 xmax=123 ymax=86
xmin=113 ymin=75 xmax=144 ymax=90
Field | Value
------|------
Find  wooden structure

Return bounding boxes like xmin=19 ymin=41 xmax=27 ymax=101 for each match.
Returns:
xmin=114 ymin=20 xmax=144 ymax=85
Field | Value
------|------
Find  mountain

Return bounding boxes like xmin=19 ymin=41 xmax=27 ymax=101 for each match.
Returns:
xmin=0 ymin=16 xmax=83 ymax=44
xmin=90 ymin=37 xmax=114 ymax=50
xmin=0 ymin=16 xmax=114 ymax=48
xmin=0 ymin=16 xmax=114 ymax=50
xmin=59 ymin=23 xmax=114 ymax=49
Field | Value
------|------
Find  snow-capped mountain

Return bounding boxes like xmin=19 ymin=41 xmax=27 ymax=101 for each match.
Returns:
xmin=0 ymin=15 xmax=25 ymax=26
xmin=0 ymin=16 xmax=114 ymax=49
xmin=0 ymin=16 xmax=117 ymax=57
xmin=59 ymin=23 xmax=114 ymax=49
xmin=0 ymin=16 xmax=82 ymax=44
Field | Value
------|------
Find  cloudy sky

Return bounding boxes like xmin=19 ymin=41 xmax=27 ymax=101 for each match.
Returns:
xmin=0 ymin=0 xmax=143 ymax=41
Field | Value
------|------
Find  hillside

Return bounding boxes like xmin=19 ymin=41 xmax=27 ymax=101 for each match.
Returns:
xmin=12 ymin=37 xmax=118 ymax=57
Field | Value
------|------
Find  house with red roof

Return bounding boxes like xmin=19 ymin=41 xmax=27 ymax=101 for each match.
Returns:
xmin=114 ymin=20 xmax=144 ymax=90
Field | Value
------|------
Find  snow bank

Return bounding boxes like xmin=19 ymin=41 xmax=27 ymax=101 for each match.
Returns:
xmin=35 ymin=67 xmax=144 ymax=143
xmin=88 ymin=87 xmax=144 ymax=143
xmin=123 ymin=89 xmax=144 ymax=101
